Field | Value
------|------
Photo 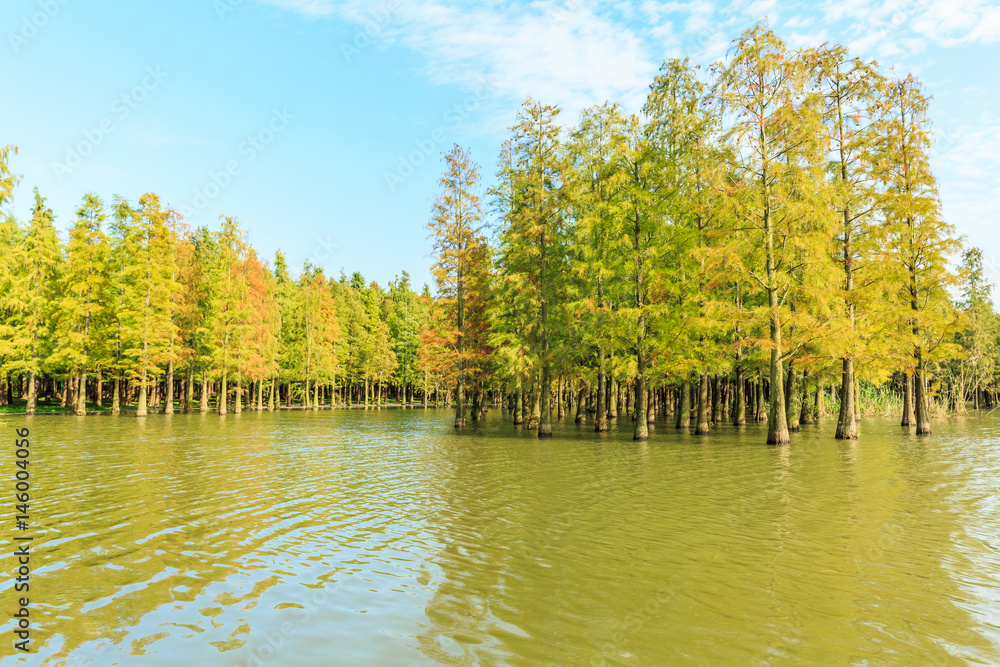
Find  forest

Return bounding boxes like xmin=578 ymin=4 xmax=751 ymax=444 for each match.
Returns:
xmin=1 ymin=24 xmax=998 ymax=445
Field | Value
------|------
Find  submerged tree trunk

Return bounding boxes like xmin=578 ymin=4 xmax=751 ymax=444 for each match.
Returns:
xmin=695 ymin=374 xmax=710 ymax=435
xmin=164 ymin=361 xmax=174 ymax=415
xmin=218 ymin=372 xmax=228 ymax=416
xmin=75 ymin=365 xmax=87 ymax=416
xmin=647 ymin=385 xmax=656 ymax=424
xmin=455 ymin=377 xmax=466 ymax=428
xmin=525 ymin=385 xmax=535 ymax=426
xmin=799 ymin=371 xmax=813 ymax=426
xmin=901 ymin=373 xmax=914 ymax=426
xmin=915 ymin=358 xmax=931 ymax=435
xmin=596 ymin=357 xmax=607 ymax=432
xmin=676 ymin=379 xmax=691 ymax=429
xmin=634 ymin=379 xmax=648 ymax=441
xmin=787 ymin=368 xmax=801 ymax=433
xmin=756 ymin=373 xmax=766 ymax=422
xmin=184 ymin=368 xmax=193 ymax=412
xmin=136 ymin=369 xmax=148 ymax=417
xmin=733 ymin=368 xmax=746 ymax=426
xmin=96 ymin=369 xmax=103 ymax=408
xmin=539 ymin=366 xmax=553 ymax=438
xmin=200 ymin=372 xmax=210 ymax=413
xmin=26 ymin=372 xmax=37 ymax=415
xmin=711 ymin=376 xmax=722 ymax=424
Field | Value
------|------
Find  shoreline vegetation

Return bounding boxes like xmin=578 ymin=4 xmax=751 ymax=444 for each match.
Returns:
xmin=2 ymin=24 xmax=998 ymax=443
xmin=0 ymin=377 xmax=968 ymax=420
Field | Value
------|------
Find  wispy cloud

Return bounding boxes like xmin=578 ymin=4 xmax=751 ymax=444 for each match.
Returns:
xmin=261 ymin=0 xmax=662 ymax=121
xmin=262 ymin=0 xmax=1000 ymax=271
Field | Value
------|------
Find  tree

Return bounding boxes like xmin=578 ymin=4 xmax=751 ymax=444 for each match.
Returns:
xmin=877 ymin=74 xmax=961 ymax=435
xmin=428 ymin=145 xmax=490 ymax=427
xmin=213 ymin=216 xmax=250 ymax=415
xmin=645 ymin=58 xmax=725 ymax=436
xmin=50 ymin=194 xmax=109 ymax=415
xmin=0 ymin=145 xmax=20 ymax=407
xmin=8 ymin=190 xmax=61 ymax=414
xmin=299 ymin=264 xmax=340 ymax=408
xmin=496 ymin=100 xmax=570 ymax=438
xmin=712 ymin=24 xmax=831 ymax=444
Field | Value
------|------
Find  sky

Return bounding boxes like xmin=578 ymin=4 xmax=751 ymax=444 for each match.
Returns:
xmin=2 ymin=0 xmax=999 ymax=293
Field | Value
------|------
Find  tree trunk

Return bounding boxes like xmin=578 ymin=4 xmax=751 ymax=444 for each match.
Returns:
xmin=647 ymin=385 xmax=656 ymax=424
xmin=200 ymin=372 xmax=209 ymax=413
xmin=513 ymin=386 xmax=523 ymax=425
xmin=136 ymin=368 xmax=148 ymax=417
xmin=676 ymin=379 xmax=691 ymax=429
xmin=530 ymin=383 xmax=541 ymax=430
xmin=709 ymin=375 xmax=720 ymax=423
xmin=218 ymin=372 xmax=228 ymax=416
xmin=756 ymin=372 xmax=766 ymax=422
xmin=787 ymin=367 xmax=801 ymax=433
xmin=455 ymin=376 xmax=466 ymax=428
xmin=915 ymin=359 xmax=931 ymax=435
xmin=95 ymin=370 xmax=103 ymax=408
xmin=695 ymin=373 xmax=710 ymax=435
xmin=595 ymin=365 xmax=607 ymax=431
xmin=799 ymin=371 xmax=812 ymax=426
xmin=164 ymin=361 xmax=174 ymax=415
xmin=901 ymin=373 xmax=914 ymax=426
xmin=733 ymin=368 xmax=746 ymax=426
xmin=26 ymin=372 xmax=37 ymax=415
xmin=539 ymin=365 xmax=553 ymax=438
xmin=75 ymin=365 xmax=87 ymax=416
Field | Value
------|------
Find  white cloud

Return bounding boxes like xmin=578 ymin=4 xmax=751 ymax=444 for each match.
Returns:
xmin=262 ymin=0 xmax=1000 ymax=273
xmin=261 ymin=0 xmax=662 ymax=121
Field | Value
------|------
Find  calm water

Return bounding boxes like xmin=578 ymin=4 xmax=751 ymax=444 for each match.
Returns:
xmin=2 ymin=409 xmax=1000 ymax=665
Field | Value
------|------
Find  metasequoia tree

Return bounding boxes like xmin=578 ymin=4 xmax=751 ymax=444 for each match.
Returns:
xmin=428 ymin=145 xmax=490 ymax=428
xmin=496 ymin=100 xmax=570 ymax=438
xmin=877 ymin=75 xmax=960 ymax=435
xmin=713 ymin=24 xmax=830 ymax=445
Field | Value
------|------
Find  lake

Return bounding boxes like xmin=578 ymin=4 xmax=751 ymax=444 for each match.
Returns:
xmin=2 ymin=409 xmax=1000 ymax=665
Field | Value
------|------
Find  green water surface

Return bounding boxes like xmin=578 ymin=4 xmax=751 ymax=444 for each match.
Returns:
xmin=1 ymin=410 xmax=999 ymax=665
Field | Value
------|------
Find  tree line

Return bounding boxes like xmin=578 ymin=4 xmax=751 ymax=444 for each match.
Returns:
xmin=427 ymin=24 xmax=999 ymax=443
xmin=1 ymin=24 xmax=997 ymax=445
xmin=0 ymin=167 xmax=439 ymax=416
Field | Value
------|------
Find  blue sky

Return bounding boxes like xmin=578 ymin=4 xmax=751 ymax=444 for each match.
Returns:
xmin=2 ymin=0 xmax=999 ymax=292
